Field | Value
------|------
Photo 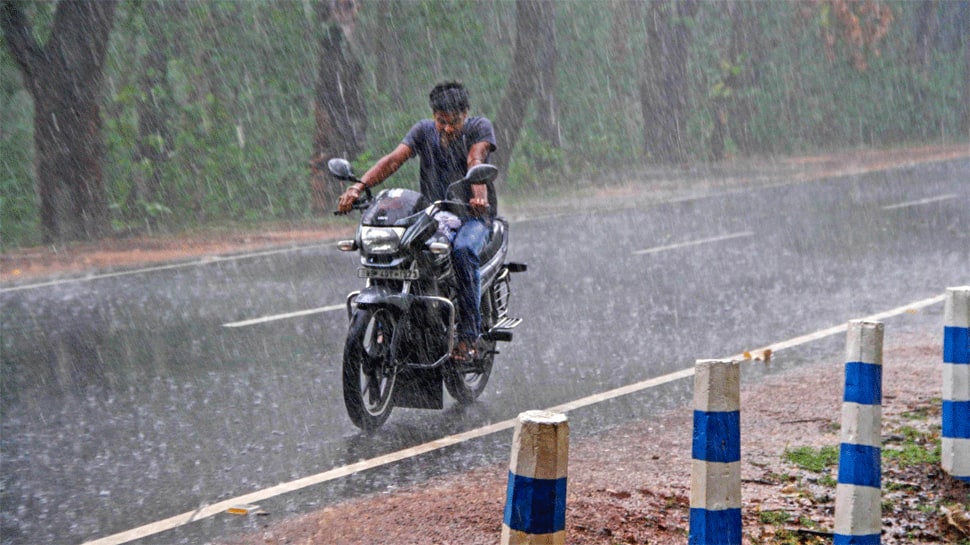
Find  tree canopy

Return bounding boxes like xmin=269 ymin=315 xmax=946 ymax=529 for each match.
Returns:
xmin=1 ymin=0 xmax=967 ymax=246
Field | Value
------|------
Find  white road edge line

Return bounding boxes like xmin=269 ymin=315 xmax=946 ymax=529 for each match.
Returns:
xmin=80 ymin=292 xmax=946 ymax=545
xmin=723 ymin=293 xmax=945 ymax=360
xmin=222 ymin=304 xmax=345 ymax=327
xmin=0 ymin=243 xmax=333 ymax=294
xmin=633 ymin=231 xmax=754 ymax=255
xmin=881 ymin=193 xmax=958 ymax=210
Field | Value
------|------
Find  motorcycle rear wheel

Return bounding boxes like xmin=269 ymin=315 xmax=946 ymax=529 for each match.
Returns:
xmin=343 ymin=309 xmax=398 ymax=431
xmin=444 ymin=292 xmax=497 ymax=405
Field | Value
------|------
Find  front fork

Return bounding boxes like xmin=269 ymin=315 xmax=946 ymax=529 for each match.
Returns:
xmin=345 ymin=288 xmax=457 ymax=369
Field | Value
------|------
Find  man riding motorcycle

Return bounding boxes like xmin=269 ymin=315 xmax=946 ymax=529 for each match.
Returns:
xmin=337 ymin=81 xmax=496 ymax=363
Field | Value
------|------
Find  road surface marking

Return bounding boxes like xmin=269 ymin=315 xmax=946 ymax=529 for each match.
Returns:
xmin=81 ymin=292 xmax=947 ymax=545
xmin=633 ymin=231 xmax=754 ymax=255
xmin=722 ymin=293 xmax=945 ymax=360
xmin=222 ymin=304 xmax=345 ymax=327
xmin=230 ymin=230 xmax=750 ymax=327
xmin=80 ymin=419 xmax=518 ymax=545
xmin=881 ymin=193 xmax=958 ymax=210
xmin=0 ymin=244 xmax=333 ymax=294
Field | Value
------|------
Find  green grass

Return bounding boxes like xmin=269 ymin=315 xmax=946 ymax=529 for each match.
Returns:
xmin=759 ymin=510 xmax=792 ymax=525
xmin=883 ymin=425 xmax=941 ymax=467
xmin=784 ymin=446 xmax=839 ymax=473
xmin=899 ymin=402 xmax=941 ymax=420
xmin=775 ymin=404 xmax=964 ymax=544
xmin=785 ymin=426 xmax=942 ymax=472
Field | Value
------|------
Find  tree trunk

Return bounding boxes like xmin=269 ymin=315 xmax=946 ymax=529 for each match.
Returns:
xmin=2 ymin=0 xmax=117 ymax=242
xmin=533 ymin=0 xmax=560 ymax=155
xmin=639 ymin=0 xmax=699 ymax=164
xmin=910 ymin=0 xmax=939 ymax=71
xmin=727 ymin=1 xmax=761 ymax=156
xmin=372 ymin=0 xmax=405 ymax=109
xmin=965 ymin=21 xmax=970 ymax=136
xmin=132 ymin=0 xmax=179 ymax=228
xmin=309 ymin=0 xmax=366 ymax=215
xmin=711 ymin=1 xmax=760 ymax=160
xmin=609 ymin=0 xmax=644 ymax=102
xmin=494 ymin=0 xmax=558 ymax=178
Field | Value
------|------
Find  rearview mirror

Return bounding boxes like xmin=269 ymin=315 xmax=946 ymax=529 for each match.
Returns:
xmin=327 ymin=158 xmax=356 ymax=181
xmin=464 ymin=163 xmax=498 ymax=185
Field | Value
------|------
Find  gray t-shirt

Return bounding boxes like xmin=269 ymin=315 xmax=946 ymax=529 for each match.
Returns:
xmin=401 ymin=116 xmax=497 ymax=203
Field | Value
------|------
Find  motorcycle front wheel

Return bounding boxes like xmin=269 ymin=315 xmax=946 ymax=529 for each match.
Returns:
xmin=343 ymin=308 xmax=398 ymax=431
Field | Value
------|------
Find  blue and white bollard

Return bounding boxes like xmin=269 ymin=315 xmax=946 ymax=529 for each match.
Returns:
xmin=689 ymin=359 xmax=742 ymax=545
xmin=501 ymin=410 xmax=569 ymax=545
xmin=834 ymin=320 xmax=884 ymax=545
xmin=943 ymin=286 xmax=970 ymax=482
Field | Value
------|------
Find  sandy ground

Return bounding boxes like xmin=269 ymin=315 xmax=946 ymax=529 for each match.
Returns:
xmin=213 ymin=332 xmax=969 ymax=545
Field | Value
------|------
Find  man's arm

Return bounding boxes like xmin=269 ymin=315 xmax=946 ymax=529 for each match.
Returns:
xmin=467 ymin=141 xmax=492 ymax=216
xmin=336 ymin=144 xmax=412 ymax=213
xmin=361 ymin=143 xmax=413 ymax=188
xmin=467 ymin=141 xmax=491 ymax=169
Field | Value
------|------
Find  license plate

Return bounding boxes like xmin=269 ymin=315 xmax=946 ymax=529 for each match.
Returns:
xmin=357 ymin=267 xmax=419 ymax=281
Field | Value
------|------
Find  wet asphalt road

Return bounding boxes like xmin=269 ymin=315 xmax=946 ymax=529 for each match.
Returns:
xmin=1 ymin=159 xmax=968 ymax=545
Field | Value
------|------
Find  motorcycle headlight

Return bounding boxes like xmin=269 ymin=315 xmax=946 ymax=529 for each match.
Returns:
xmin=360 ymin=226 xmax=404 ymax=254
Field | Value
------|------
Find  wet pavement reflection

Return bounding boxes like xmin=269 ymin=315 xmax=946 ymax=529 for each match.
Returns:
xmin=1 ymin=160 xmax=967 ymax=544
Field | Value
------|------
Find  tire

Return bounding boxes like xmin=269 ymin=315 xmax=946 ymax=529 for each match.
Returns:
xmin=342 ymin=309 xmax=398 ymax=431
xmin=443 ymin=288 xmax=497 ymax=405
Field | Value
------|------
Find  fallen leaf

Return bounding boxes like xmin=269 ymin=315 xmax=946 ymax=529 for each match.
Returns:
xmin=227 ymin=504 xmax=264 ymax=516
xmin=943 ymin=505 xmax=970 ymax=536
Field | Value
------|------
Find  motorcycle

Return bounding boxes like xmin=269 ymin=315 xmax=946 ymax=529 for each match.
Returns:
xmin=329 ymin=158 xmax=527 ymax=431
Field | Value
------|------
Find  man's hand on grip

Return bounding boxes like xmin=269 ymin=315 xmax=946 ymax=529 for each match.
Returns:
xmin=337 ymin=184 xmax=362 ymax=214
xmin=469 ymin=181 xmax=488 ymax=216
xmin=468 ymin=196 xmax=488 ymax=216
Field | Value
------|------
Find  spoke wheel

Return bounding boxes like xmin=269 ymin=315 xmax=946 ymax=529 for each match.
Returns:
xmin=444 ymin=291 xmax=497 ymax=405
xmin=444 ymin=351 xmax=493 ymax=405
xmin=342 ymin=309 xmax=398 ymax=431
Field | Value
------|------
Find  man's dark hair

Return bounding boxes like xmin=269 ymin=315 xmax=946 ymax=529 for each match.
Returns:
xmin=429 ymin=81 xmax=470 ymax=113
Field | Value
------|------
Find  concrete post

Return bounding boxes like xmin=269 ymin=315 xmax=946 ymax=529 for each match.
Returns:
xmin=501 ymin=410 xmax=569 ymax=545
xmin=943 ymin=286 xmax=970 ymax=482
xmin=834 ymin=320 xmax=884 ymax=545
xmin=689 ymin=359 xmax=742 ymax=545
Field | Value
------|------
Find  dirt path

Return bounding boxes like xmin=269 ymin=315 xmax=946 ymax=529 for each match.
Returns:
xmin=217 ymin=332 xmax=968 ymax=545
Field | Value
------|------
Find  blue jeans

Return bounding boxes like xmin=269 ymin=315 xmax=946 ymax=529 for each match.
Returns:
xmin=452 ymin=217 xmax=490 ymax=342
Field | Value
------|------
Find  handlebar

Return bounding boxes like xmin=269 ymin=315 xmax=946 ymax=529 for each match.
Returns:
xmin=329 ymin=161 xmax=497 ymax=216
xmin=333 ymin=186 xmax=373 ymax=216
